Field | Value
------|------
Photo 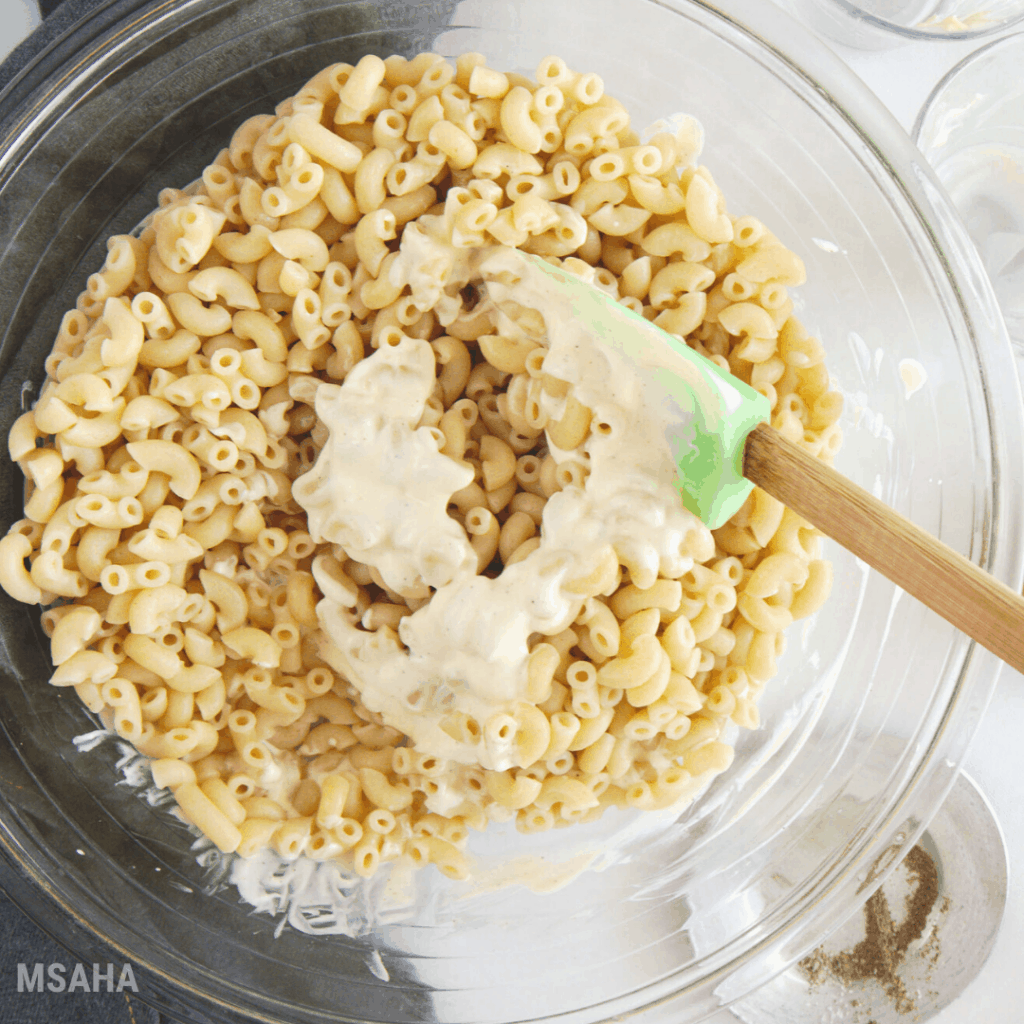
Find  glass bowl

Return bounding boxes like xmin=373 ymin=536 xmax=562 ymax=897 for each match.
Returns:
xmin=773 ymin=0 xmax=1024 ymax=49
xmin=914 ymin=32 xmax=1024 ymax=364
xmin=1 ymin=1 xmax=1022 ymax=1022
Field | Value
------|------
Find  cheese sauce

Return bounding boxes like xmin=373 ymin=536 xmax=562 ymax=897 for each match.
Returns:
xmin=294 ymin=223 xmax=723 ymax=771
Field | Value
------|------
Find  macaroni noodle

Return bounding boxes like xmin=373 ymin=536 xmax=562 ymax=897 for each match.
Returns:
xmin=2 ymin=51 xmax=840 ymax=884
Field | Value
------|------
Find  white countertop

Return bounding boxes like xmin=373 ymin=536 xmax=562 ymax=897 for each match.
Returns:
xmin=0 ymin=5 xmax=1021 ymax=1024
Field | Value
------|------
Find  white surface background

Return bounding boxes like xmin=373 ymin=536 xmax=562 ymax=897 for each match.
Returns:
xmin=0 ymin=4 xmax=1021 ymax=1022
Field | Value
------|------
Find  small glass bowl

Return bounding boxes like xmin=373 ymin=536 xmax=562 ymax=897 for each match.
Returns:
xmin=914 ymin=32 xmax=1024 ymax=363
xmin=775 ymin=0 xmax=1024 ymax=49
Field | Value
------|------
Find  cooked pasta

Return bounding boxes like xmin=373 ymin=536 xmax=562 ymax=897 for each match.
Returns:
xmin=2 ymin=51 xmax=839 ymax=879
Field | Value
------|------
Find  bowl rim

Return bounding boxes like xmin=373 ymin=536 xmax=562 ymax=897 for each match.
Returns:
xmin=791 ymin=0 xmax=1024 ymax=42
xmin=0 ymin=0 xmax=1022 ymax=1021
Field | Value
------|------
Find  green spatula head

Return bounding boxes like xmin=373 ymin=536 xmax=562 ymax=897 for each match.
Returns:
xmin=523 ymin=254 xmax=771 ymax=530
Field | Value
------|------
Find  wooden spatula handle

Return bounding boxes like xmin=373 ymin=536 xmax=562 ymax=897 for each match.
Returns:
xmin=744 ymin=421 xmax=1024 ymax=675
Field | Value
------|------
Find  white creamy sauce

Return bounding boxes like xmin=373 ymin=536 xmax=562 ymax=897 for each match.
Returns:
xmin=366 ymin=949 xmax=390 ymax=982
xmin=898 ymin=357 xmax=927 ymax=399
xmin=72 ymin=728 xmax=111 ymax=753
xmin=461 ymin=851 xmax=600 ymax=896
xmin=294 ymin=225 xmax=718 ymax=772
xmin=294 ymin=339 xmax=476 ymax=596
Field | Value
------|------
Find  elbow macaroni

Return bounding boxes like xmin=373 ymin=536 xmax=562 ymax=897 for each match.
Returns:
xmin=2 ymin=51 xmax=837 ymax=881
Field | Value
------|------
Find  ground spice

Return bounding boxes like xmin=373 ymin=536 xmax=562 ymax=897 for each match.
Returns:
xmin=800 ymin=844 xmax=943 ymax=1016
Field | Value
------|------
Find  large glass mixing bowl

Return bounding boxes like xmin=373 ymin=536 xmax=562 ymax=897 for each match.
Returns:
xmin=1 ymin=1 xmax=1021 ymax=1022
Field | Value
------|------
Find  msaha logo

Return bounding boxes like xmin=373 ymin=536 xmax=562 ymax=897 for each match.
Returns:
xmin=16 ymin=962 xmax=138 ymax=993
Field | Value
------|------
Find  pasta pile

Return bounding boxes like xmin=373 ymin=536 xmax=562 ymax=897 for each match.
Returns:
xmin=1 ymin=51 xmax=840 ymax=881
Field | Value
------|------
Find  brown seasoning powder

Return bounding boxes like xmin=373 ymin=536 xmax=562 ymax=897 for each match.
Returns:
xmin=800 ymin=844 xmax=942 ymax=1016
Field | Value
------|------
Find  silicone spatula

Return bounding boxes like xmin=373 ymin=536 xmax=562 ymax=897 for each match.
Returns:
xmin=525 ymin=254 xmax=1024 ymax=675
